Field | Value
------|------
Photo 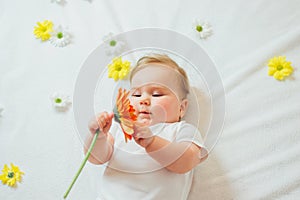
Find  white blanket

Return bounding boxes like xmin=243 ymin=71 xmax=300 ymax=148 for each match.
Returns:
xmin=1 ymin=0 xmax=300 ymax=199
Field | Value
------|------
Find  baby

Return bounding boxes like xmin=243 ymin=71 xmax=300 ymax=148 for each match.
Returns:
xmin=85 ymin=54 xmax=208 ymax=200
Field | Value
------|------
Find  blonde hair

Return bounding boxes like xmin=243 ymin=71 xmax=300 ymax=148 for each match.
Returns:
xmin=130 ymin=54 xmax=190 ymax=98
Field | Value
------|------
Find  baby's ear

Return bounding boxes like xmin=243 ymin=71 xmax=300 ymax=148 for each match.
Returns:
xmin=180 ymin=99 xmax=188 ymax=118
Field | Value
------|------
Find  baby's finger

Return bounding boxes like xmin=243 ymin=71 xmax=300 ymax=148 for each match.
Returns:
xmin=88 ymin=119 xmax=99 ymax=133
xmin=97 ymin=118 xmax=106 ymax=131
xmin=103 ymin=112 xmax=111 ymax=124
xmin=97 ymin=113 xmax=106 ymax=124
xmin=108 ymin=112 xmax=114 ymax=119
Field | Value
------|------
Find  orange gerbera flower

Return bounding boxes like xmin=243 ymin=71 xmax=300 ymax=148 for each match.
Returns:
xmin=63 ymin=88 xmax=137 ymax=199
xmin=114 ymin=88 xmax=137 ymax=142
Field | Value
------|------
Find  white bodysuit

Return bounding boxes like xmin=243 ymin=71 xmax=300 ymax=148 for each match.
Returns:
xmin=97 ymin=121 xmax=207 ymax=200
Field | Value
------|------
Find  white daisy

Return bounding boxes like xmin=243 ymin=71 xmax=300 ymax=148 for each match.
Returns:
xmin=193 ymin=19 xmax=213 ymax=39
xmin=0 ymin=104 xmax=4 ymax=117
xmin=103 ymin=32 xmax=125 ymax=57
xmin=50 ymin=25 xmax=71 ymax=47
xmin=50 ymin=92 xmax=72 ymax=111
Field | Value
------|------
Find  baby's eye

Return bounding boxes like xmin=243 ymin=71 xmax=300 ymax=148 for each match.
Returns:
xmin=152 ymin=93 xmax=163 ymax=97
xmin=132 ymin=94 xmax=141 ymax=97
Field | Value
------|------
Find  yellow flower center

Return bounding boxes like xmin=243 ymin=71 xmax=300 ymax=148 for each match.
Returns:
xmin=55 ymin=98 xmax=62 ymax=103
xmin=196 ymin=25 xmax=203 ymax=32
xmin=7 ymin=172 xmax=14 ymax=178
xmin=41 ymin=27 xmax=48 ymax=32
xmin=277 ymin=65 xmax=283 ymax=71
xmin=115 ymin=65 xmax=122 ymax=71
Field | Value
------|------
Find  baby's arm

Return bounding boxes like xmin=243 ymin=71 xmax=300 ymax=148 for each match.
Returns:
xmin=134 ymin=125 xmax=206 ymax=173
xmin=146 ymin=137 xmax=205 ymax=174
xmin=84 ymin=112 xmax=114 ymax=165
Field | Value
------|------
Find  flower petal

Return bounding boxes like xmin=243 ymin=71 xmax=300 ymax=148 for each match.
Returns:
xmin=268 ymin=67 xmax=277 ymax=75
xmin=115 ymin=88 xmax=137 ymax=142
xmin=267 ymin=56 xmax=294 ymax=81
xmin=0 ymin=163 xmax=24 ymax=187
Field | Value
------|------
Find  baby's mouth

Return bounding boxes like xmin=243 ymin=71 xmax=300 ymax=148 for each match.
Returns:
xmin=139 ymin=111 xmax=151 ymax=115
xmin=138 ymin=110 xmax=152 ymax=117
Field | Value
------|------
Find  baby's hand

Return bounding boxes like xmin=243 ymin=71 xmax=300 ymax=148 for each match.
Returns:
xmin=133 ymin=122 xmax=154 ymax=148
xmin=88 ymin=112 xmax=114 ymax=136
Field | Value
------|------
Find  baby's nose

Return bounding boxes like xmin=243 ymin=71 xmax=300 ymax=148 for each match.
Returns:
xmin=139 ymin=98 xmax=150 ymax=105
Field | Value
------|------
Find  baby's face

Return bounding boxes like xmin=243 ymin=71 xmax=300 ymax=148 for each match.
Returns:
xmin=130 ymin=65 xmax=185 ymax=126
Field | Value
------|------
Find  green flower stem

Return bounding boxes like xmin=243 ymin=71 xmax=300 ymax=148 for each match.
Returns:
xmin=63 ymin=130 xmax=100 ymax=199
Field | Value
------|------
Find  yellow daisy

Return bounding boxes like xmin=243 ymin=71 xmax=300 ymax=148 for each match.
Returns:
xmin=0 ymin=163 xmax=24 ymax=187
xmin=33 ymin=20 xmax=54 ymax=41
xmin=107 ymin=57 xmax=131 ymax=81
xmin=268 ymin=56 xmax=294 ymax=81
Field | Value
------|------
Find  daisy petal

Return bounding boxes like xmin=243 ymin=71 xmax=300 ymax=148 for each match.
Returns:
xmin=193 ymin=19 xmax=213 ymax=39
xmin=50 ymin=25 xmax=71 ymax=47
xmin=0 ymin=163 xmax=24 ymax=187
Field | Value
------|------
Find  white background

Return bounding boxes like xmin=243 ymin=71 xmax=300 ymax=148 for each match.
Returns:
xmin=1 ymin=0 xmax=300 ymax=199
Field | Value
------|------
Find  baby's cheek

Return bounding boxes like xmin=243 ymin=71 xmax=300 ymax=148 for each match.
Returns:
xmin=162 ymin=101 xmax=181 ymax=119
xmin=159 ymin=100 xmax=175 ymax=111
xmin=151 ymin=104 xmax=167 ymax=121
